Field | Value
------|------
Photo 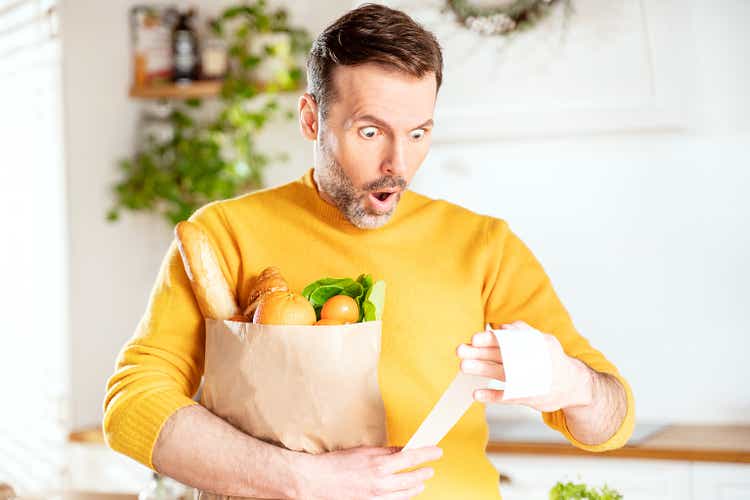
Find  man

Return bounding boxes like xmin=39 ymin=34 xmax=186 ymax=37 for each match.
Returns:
xmin=104 ymin=4 xmax=634 ymax=499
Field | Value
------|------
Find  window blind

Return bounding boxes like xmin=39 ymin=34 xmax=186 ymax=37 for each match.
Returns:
xmin=0 ymin=0 xmax=69 ymax=494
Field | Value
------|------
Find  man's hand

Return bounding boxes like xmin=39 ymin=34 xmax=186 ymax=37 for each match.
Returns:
xmin=457 ymin=321 xmax=593 ymax=411
xmin=294 ymin=445 xmax=443 ymax=500
xmin=456 ymin=321 xmax=627 ymax=445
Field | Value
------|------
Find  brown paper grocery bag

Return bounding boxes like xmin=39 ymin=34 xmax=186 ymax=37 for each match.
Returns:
xmin=197 ymin=318 xmax=387 ymax=500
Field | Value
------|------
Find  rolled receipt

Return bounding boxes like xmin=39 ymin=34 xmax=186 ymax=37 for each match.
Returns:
xmin=491 ymin=326 xmax=552 ymax=400
xmin=403 ymin=372 xmax=497 ymax=450
xmin=403 ymin=326 xmax=551 ymax=450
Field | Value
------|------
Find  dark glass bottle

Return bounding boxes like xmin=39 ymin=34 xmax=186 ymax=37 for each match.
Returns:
xmin=171 ymin=8 xmax=199 ymax=83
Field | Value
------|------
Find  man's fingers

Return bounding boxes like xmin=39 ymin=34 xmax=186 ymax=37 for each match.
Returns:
xmin=471 ymin=331 xmax=499 ymax=347
xmin=456 ymin=344 xmax=502 ymax=363
xmin=473 ymin=389 xmax=505 ymax=403
xmin=378 ymin=467 xmax=434 ymax=493
xmin=460 ymin=359 xmax=505 ymax=381
xmin=377 ymin=446 xmax=442 ymax=475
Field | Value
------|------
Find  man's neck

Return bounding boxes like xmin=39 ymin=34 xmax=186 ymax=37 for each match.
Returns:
xmin=311 ymin=168 xmax=338 ymax=207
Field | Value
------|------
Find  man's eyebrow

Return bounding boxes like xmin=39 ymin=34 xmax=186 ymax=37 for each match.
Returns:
xmin=349 ymin=114 xmax=434 ymax=131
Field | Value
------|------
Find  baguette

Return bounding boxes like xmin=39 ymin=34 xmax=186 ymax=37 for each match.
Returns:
xmin=175 ymin=221 xmax=239 ymax=320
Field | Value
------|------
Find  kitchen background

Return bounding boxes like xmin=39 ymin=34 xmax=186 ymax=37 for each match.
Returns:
xmin=0 ymin=0 xmax=748 ymax=498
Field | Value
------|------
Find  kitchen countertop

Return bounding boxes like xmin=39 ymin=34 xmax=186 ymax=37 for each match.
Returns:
xmin=486 ymin=420 xmax=750 ymax=463
xmin=70 ymin=422 xmax=750 ymax=464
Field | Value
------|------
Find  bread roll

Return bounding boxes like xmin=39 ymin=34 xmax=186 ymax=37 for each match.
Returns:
xmin=0 ymin=483 xmax=16 ymax=500
xmin=175 ymin=221 xmax=239 ymax=320
xmin=243 ymin=266 xmax=289 ymax=317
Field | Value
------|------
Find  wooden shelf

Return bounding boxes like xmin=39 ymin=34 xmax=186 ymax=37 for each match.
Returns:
xmin=69 ymin=427 xmax=105 ymax=444
xmin=129 ymin=80 xmax=223 ymax=99
xmin=130 ymin=80 xmax=305 ymax=100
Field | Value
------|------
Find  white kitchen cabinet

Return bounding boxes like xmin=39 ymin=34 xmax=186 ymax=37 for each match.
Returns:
xmin=490 ymin=454 xmax=693 ymax=500
xmin=489 ymin=454 xmax=750 ymax=500
xmin=692 ymin=462 xmax=750 ymax=500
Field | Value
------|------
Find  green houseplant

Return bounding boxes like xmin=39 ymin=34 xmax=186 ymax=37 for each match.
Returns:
xmin=107 ymin=1 xmax=311 ymax=225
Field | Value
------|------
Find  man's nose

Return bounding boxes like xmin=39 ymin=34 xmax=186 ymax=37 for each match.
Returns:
xmin=381 ymin=137 xmax=408 ymax=177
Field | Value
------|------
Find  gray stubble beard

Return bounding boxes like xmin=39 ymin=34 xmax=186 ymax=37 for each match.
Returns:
xmin=315 ymin=137 xmax=405 ymax=229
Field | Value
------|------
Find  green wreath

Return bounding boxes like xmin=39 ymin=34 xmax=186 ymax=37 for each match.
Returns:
xmin=447 ymin=0 xmax=570 ymax=35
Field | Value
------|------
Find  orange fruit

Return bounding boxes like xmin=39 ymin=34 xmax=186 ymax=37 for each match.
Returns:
xmin=315 ymin=318 xmax=345 ymax=326
xmin=253 ymin=291 xmax=316 ymax=325
xmin=320 ymin=295 xmax=359 ymax=324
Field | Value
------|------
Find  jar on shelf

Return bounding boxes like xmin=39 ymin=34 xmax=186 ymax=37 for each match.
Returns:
xmin=201 ymin=18 xmax=228 ymax=80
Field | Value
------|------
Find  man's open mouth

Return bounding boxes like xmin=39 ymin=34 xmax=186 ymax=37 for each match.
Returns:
xmin=371 ymin=188 xmax=399 ymax=201
xmin=373 ymin=191 xmax=394 ymax=201
xmin=368 ymin=189 xmax=400 ymax=213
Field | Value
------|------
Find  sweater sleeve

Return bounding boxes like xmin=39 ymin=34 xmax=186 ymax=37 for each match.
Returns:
xmin=102 ymin=202 xmax=240 ymax=469
xmin=482 ymin=217 xmax=635 ymax=452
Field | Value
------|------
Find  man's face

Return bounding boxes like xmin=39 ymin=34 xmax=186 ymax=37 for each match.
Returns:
xmin=312 ymin=63 xmax=437 ymax=229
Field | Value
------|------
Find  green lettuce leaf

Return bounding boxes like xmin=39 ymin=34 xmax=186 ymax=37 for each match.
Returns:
xmin=362 ymin=280 xmax=385 ymax=321
xmin=549 ymin=481 xmax=622 ymax=500
xmin=356 ymin=273 xmax=373 ymax=291
xmin=302 ymin=274 xmax=385 ymax=322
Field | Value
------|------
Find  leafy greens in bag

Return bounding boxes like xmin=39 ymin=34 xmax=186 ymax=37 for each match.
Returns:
xmin=302 ymin=273 xmax=385 ymax=321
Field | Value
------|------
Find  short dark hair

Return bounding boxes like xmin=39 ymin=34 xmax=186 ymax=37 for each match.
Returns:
xmin=306 ymin=3 xmax=443 ymax=118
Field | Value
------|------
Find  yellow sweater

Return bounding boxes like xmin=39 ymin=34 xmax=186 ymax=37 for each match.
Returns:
xmin=104 ymin=168 xmax=635 ymax=499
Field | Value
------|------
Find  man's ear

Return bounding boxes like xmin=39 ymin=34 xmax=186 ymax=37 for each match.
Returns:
xmin=298 ymin=93 xmax=318 ymax=141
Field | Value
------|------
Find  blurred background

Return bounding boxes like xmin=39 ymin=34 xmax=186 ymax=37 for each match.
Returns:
xmin=0 ymin=0 xmax=748 ymax=498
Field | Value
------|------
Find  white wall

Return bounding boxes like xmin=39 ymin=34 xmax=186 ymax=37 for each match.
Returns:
xmin=0 ymin=3 xmax=69 ymax=490
xmin=61 ymin=0 xmax=749 ymax=431
xmin=59 ymin=0 xmax=351 ymax=430
xmin=411 ymin=0 xmax=750 ymax=423
xmin=414 ymin=131 xmax=750 ymax=424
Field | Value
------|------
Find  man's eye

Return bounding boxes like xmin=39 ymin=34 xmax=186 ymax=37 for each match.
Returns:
xmin=410 ymin=129 xmax=426 ymax=140
xmin=359 ymin=126 xmax=378 ymax=139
